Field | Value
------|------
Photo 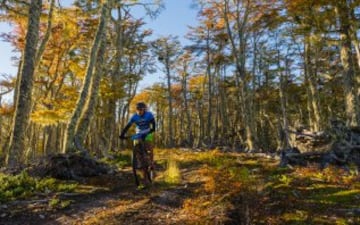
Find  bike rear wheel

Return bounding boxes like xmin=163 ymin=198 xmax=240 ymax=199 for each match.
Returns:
xmin=132 ymin=142 xmax=153 ymax=187
xmin=131 ymin=151 xmax=140 ymax=186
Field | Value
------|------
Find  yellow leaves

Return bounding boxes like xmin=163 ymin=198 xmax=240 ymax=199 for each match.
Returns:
xmin=31 ymin=108 xmax=69 ymax=125
xmin=309 ymin=32 xmax=323 ymax=44
xmin=99 ymin=79 xmax=113 ymax=99
xmin=69 ymin=61 xmax=86 ymax=79
xmin=99 ymin=78 xmax=127 ymax=100
xmin=189 ymin=75 xmax=206 ymax=96
xmin=189 ymin=74 xmax=206 ymax=86
xmin=31 ymin=92 xmax=77 ymax=125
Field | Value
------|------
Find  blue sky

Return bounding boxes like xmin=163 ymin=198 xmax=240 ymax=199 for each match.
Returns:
xmin=133 ymin=0 xmax=199 ymax=88
xmin=0 ymin=22 xmax=19 ymax=76
xmin=0 ymin=0 xmax=198 ymax=92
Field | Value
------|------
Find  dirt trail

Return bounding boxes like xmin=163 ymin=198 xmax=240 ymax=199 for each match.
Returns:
xmin=3 ymin=150 xmax=358 ymax=225
xmin=0 ymin=164 xmax=206 ymax=225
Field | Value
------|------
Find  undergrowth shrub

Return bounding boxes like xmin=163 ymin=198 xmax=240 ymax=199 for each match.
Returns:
xmin=0 ymin=172 xmax=77 ymax=203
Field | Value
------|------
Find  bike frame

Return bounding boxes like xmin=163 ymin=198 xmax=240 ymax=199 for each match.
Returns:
xmin=130 ymin=134 xmax=153 ymax=187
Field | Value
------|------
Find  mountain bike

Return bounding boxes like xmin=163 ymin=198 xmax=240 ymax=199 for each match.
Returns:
xmin=125 ymin=132 xmax=154 ymax=188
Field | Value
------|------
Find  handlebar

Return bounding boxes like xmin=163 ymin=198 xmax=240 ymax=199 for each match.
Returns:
xmin=121 ymin=132 xmax=150 ymax=140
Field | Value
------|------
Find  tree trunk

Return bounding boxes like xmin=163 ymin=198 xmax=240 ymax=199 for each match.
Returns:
xmin=219 ymin=65 xmax=230 ymax=145
xmin=223 ymin=0 xmax=257 ymax=151
xmin=181 ymin=67 xmax=193 ymax=146
xmin=6 ymin=0 xmax=42 ymax=167
xmin=335 ymin=1 xmax=358 ymax=126
xmin=278 ymin=54 xmax=290 ymax=149
xmin=44 ymin=125 xmax=57 ymax=155
xmin=165 ymin=58 xmax=174 ymax=147
xmin=304 ymin=35 xmax=321 ymax=131
xmin=205 ymin=28 xmax=213 ymax=145
xmin=106 ymin=6 xmax=125 ymax=153
xmin=35 ymin=0 xmax=55 ymax=67
xmin=349 ymin=7 xmax=360 ymax=122
xmin=63 ymin=0 xmax=109 ymax=153
xmin=75 ymin=31 xmax=107 ymax=150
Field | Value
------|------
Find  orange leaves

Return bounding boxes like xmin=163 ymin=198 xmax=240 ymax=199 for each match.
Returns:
xmin=215 ymin=17 xmax=226 ymax=29
xmin=198 ymin=1 xmax=228 ymax=30
xmin=199 ymin=166 xmax=218 ymax=193
xmin=178 ymin=151 xmax=251 ymax=224
xmin=171 ymin=83 xmax=182 ymax=95
xmin=189 ymin=75 xmax=206 ymax=91
xmin=200 ymin=7 xmax=216 ymax=19
xmin=0 ymin=103 xmax=14 ymax=116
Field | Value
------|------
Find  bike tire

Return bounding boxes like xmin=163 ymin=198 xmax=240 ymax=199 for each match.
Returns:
xmin=132 ymin=150 xmax=140 ymax=186
xmin=132 ymin=139 xmax=154 ymax=187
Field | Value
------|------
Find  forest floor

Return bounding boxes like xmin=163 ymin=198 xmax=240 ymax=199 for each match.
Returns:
xmin=1 ymin=149 xmax=360 ymax=225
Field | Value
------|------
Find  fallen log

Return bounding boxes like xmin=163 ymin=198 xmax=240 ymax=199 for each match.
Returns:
xmin=280 ymin=143 xmax=360 ymax=170
xmin=280 ymin=120 xmax=360 ymax=170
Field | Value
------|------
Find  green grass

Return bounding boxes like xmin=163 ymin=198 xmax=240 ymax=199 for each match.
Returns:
xmin=101 ymin=150 xmax=132 ymax=168
xmin=0 ymin=172 xmax=78 ymax=203
xmin=48 ymin=198 xmax=72 ymax=209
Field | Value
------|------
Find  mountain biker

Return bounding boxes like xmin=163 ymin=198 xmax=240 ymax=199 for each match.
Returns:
xmin=119 ymin=102 xmax=156 ymax=169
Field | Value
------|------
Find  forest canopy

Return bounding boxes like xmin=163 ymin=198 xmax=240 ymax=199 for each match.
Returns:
xmin=0 ymin=0 xmax=360 ymax=167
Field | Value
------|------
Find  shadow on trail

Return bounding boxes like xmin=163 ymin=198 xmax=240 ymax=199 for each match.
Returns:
xmin=0 ymin=169 xmax=134 ymax=225
xmin=92 ymin=180 xmax=204 ymax=225
xmin=1 ymin=165 xmax=205 ymax=225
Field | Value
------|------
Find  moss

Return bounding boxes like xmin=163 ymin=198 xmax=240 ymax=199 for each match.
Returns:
xmin=228 ymin=166 xmax=251 ymax=183
xmin=105 ymin=151 xmax=132 ymax=168
xmin=320 ymin=189 xmax=360 ymax=205
xmin=282 ymin=210 xmax=308 ymax=224
xmin=49 ymin=198 xmax=60 ymax=208
xmin=49 ymin=198 xmax=72 ymax=209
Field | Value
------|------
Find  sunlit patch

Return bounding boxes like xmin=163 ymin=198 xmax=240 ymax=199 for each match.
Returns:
xmin=164 ymin=158 xmax=181 ymax=184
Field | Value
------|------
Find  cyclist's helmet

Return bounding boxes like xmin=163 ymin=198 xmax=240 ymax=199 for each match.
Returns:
xmin=136 ymin=102 xmax=147 ymax=110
